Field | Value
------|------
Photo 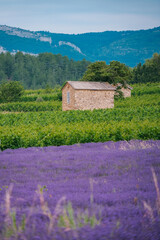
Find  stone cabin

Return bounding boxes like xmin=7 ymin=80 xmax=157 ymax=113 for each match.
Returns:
xmin=113 ymin=83 xmax=133 ymax=98
xmin=62 ymin=81 xmax=116 ymax=111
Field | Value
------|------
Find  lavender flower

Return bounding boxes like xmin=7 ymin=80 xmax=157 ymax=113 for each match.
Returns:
xmin=0 ymin=140 xmax=160 ymax=239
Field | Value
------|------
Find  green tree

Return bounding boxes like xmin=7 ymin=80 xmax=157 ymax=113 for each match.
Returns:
xmin=133 ymin=53 xmax=160 ymax=83
xmin=81 ymin=61 xmax=107 ymax=82
xmin=81 ymin=61 xmax=132 ymax=85
xmin=0 ymin=81 xmax=24 ymax=103
xmin=0 ymin=70 xmax=7 ymax=84
xmin=0 ymin=52 xmax=90 ymax=89
xmin=108 ymin=61 xmax=133 ymax=84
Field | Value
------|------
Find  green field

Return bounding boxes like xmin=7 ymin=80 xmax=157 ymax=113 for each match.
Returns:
xmin=0 ymin=83 xmax=160 ymax=150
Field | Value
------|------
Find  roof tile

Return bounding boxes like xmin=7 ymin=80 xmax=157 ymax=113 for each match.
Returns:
xmin=67 ymin=81 xmax=116 ymax=90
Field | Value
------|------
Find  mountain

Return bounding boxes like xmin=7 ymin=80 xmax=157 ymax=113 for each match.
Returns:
xmin=0 ymin=25 xmax=160 ymax=67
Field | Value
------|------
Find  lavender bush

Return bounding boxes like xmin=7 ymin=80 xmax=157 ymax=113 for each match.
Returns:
xmin=0 ymin=140 xmax=160 ymax=240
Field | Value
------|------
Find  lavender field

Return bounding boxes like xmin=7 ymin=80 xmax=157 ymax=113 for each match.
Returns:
xmin=0 ymin=140 xmax=160 ymax=240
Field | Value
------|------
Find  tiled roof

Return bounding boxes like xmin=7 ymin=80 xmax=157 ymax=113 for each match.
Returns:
xmin=113 ymin=83 xmax=133 ymax=90
xmin=126 ymin=84 xmax=133 ymax=90
xmin=67 ymin=81 xmax=116 ymax=90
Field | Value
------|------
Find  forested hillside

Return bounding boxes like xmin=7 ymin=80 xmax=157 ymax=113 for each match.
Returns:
xmin=0 ymin=25 xmax=160 ymax=67
xmin=0 ymin=52 xmax=90 ymax=89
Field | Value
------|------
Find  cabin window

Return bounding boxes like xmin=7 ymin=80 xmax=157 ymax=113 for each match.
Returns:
xmin=67 ymin=92 xmax=70 ymax=104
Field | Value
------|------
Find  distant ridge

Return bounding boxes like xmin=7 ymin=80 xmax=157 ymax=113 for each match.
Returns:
xmin=0 ymin=25 xmax=160 ymax=67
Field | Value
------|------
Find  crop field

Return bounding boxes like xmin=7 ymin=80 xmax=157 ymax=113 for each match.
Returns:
xmin=0 ymin=140 xmax=160 ymax=239
xmin=0 ymin=83 xmax=160 ymax=239
xmin=0 ymin=83 xmax=160 ymax=150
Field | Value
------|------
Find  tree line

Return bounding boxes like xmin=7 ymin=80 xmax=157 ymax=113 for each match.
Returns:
xmin=82 ymin=53 xmax=160 ymax=85
xmin=0 ymin=52 xmax=90 ymax=89
xmin=133 ymin=53 xmax=160 ymax=83
xmin=0 ymin=52 xmax=159 ymax=89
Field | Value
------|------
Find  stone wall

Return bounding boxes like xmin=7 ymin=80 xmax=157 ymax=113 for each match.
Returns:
xmin=74 ymin=90 xmax=114 ymax=110
xmin=62 ymin=83 xmax=115 ymax=111
xmin=121 ymin=88 xmax=131 ymax=98
xmin=62 ymin=83 xmax=132 ymax=111
xmin=62 ymin=84 xmax=115 ymax=111
xmin=62 ymin=83 xmax=76 ymax=111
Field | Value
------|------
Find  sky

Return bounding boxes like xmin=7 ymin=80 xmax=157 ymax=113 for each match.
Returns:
xmin=0 ymin=0 xmax=160 ymax=34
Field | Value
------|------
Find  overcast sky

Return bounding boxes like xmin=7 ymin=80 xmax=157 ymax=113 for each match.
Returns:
xmin=0 ymin=0 xmax=160 ymax=34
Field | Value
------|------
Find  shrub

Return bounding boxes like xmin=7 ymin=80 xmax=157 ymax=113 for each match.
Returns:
xmin=44 ymin=84 xmax=53 ymax=93
xmin=36 ymin=96 xmax=44 ymax=102
xmin=0 ymin=81 xmax=24 ymax=103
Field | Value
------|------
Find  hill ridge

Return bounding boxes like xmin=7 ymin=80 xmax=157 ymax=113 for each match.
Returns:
xmin=0 ymin=25 xmax=160 ymax=66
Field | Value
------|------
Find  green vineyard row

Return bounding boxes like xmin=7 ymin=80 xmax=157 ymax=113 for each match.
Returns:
xmin=0 ymin=83 xmax=159 ymax=150
xmin=0 ymin=120 xmax=159 ymax=150
xmin=0 ymin=101 xmax=61 ymax=112
xmin=0 ymin=105 xmax=159 ymax=126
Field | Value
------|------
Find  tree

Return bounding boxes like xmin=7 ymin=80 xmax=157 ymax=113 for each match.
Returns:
xmin=4 ymin=52 xmax=14 ymax=80
xmin=0 ymin=81 xmax=24 ymax=103
xmin=108 ymin=61 xmax=133 ymax=84
xmin=0 ymin=52 xmax=90 ymax=89
xmin=81 ymin=61 xmax=132 ymax=86
xmin=133 ymin=53 xmax=160 ymax=83
xmin=81 ymin=61 xmax=107 ymax=82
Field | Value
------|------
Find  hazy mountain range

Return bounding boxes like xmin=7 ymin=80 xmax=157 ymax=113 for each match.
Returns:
xmin=0 ymin=25 xmax=160 ymax=67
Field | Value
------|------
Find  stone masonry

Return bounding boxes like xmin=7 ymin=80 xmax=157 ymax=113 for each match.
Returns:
xmin=121 ymin=88 xmax=132 ymax=98
xmin=62 ymin=81 xmax=116 ymax=111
